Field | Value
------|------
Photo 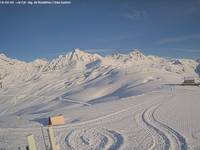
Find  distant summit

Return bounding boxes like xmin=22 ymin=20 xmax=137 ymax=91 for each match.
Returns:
xmin=0 ymin=53 xmax=7 ymax=58
xmin=128 ymin=49 xmax=146 ymax=61
xmin=42 ymin=48 xmax=102 ymax=71
xmin=69 ymin=48 xmax=102 ymax=62
xmin=129 ymin=49 xmax=144 ymax=56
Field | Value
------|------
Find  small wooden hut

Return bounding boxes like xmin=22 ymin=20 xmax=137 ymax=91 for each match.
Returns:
xmin=49 ymin=115 xmax=65 ymax=126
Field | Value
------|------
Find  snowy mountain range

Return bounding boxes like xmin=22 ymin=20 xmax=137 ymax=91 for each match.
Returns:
xmin=0 ymin=48 xmax=199 ymax=84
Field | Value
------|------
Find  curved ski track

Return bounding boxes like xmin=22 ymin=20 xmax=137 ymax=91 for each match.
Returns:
xmin=138 ymin=104 xmax=187 ymax=150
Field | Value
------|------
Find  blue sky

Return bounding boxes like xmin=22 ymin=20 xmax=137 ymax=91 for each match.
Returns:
xmin=0 ymin=0 xmax=200 ymax=61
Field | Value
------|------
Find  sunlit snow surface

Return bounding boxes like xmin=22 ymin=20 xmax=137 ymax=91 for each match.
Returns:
xmin=0 ymin=49 xmax=200 ymax=149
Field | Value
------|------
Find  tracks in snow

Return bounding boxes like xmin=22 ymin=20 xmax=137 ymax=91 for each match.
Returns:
xmin=60 ymin=128 xmax=124 ymax=150
xmin=60 ymin=97 xmax=92 ymax=106
xmin=138 ymin=104 xmax=187 ymax=150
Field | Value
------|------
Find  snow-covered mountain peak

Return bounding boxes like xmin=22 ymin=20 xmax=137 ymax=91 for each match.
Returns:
xmin=110 ymin=52 xmax=124 ymax=60
xmin=69 ymin=48 xmax=102 ymax=62
xmin=72 ymin=48 xmax=82 ymax=53
xmin=0 ymin=53 xmax=7 ymax=58
xmin=125 ymin=49 xmax=147 ymax=63
xmin=0 ymin=53 xmax=17 ymax=65
xmin=172 ymin=59 xmax=183 ymax=65
xmin=128 ymin=49 xmax=145 ymax=58
xmin=42 ymin=48 xmax=103 ymax=71
xmin=0 ymin=53 xmax=13 ymax=62
xmin=129 ymin=49 xmax=143 ymax=55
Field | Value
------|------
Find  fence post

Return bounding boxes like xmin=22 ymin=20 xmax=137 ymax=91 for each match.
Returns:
xmin=41 ymin=126 xmax=49 ymax=150
xmin=26 ymin=134 xmax=37 ymax=150
xmin=47 ymin=126 xmax=60 ymax=150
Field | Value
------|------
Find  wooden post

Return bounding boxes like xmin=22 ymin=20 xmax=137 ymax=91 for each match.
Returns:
xmin=26 ymin=134 xmax=37 ymax=150
xmin=48 ymin=126 xmax=60 ymax=150
xmin=41 ymin=126 xmax=48 ymax=150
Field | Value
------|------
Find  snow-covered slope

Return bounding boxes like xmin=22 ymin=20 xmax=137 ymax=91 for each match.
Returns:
xmin=0 ymin=49 xmax=200 ymax=149
xmin=0 ymin=49 xmax=198 ymax=118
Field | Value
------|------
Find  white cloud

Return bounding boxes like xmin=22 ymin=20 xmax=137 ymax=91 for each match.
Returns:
xmin=121 ymin=9 xmax=146 ymax=20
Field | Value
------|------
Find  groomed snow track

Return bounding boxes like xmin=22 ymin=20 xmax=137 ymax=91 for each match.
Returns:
xmin=138 ymin=104 xmax=188 ymax=150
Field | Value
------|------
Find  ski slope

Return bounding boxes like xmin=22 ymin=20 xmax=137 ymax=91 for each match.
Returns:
xmin=0 ymin=49 xmax=200 ymax=149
